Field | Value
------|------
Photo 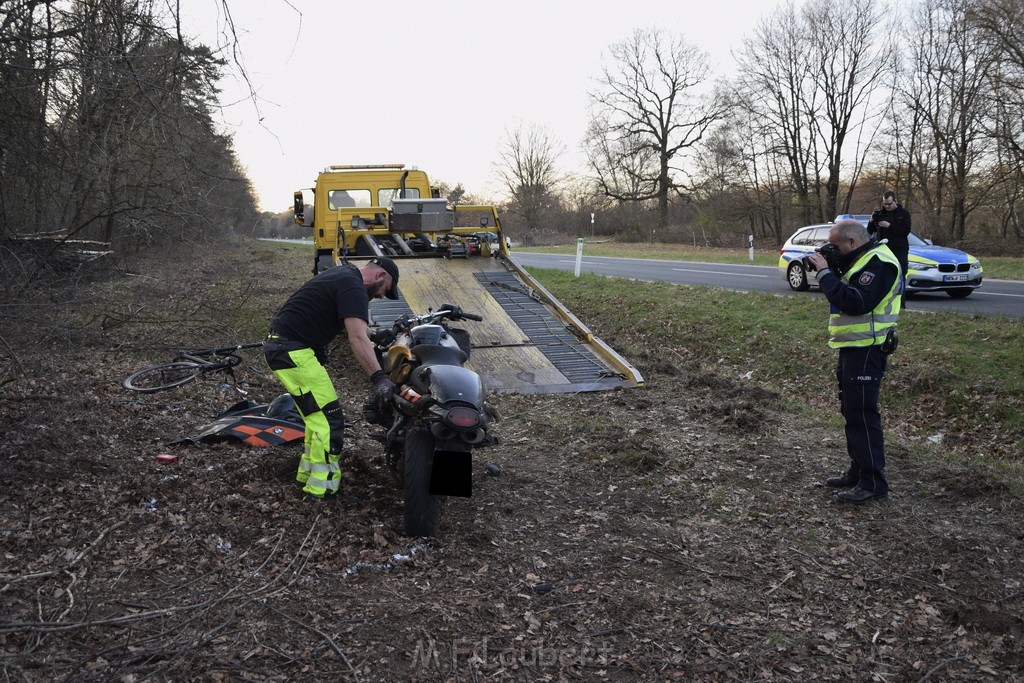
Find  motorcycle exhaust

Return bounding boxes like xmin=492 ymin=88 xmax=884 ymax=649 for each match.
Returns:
xmin=460 ymin=428 xmax=486 ymax=445
xmin=430 ymin=421 xmax=456 ymax=440
xmin=430 ymin=421 xmax=486 ymax=444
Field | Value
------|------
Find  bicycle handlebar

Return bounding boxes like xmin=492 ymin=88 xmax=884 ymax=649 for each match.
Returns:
xmin=183 ymin=341 xmax=265 ymax=357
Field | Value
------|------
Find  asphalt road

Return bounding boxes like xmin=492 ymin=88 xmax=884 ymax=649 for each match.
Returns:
xmin=510 ymin=252 xmax=1024 ymax=319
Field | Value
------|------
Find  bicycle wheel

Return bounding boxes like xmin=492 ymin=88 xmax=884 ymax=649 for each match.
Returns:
xmin=123 ymin=361 xmax=206 ymax=393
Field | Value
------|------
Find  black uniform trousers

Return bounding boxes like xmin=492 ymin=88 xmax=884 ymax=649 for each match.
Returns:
xmin=836 ymin=345 xmax=889 ymax=494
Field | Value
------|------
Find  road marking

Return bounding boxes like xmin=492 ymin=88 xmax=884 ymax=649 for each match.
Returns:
xmin=671 ymin=268 xmax=769 ymax=278
xmin=549 ymin=260 xmax=771 ymax=279
xmin=523 ymin=257 xmax=1023 ymax=302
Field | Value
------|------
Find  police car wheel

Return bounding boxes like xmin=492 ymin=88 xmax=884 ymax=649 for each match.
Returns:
xmin=787 ymin=262 xmax=810 ymax=292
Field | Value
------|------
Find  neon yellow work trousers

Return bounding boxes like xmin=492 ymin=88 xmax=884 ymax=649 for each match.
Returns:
xmin=264 ymin=339 xmax=345 ymax=498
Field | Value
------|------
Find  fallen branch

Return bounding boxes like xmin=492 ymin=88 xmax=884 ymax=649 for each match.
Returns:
xmin=764 ymin=570 xmax=797 ymax=596
xmin=259 ymin=601 xmax=360 ymax=681
xmin=901 ymin=574 xmax=1002 ymax=605
xmin=637 ymin=544 xmax=747 ymax=581
xmin=0 ymin=333 xmax=26 ymax=380
xmin=0 ymin=394 xmax=72 ymax=403
xmin=0 ymin=526 xmax=311 ymax=636
xmin=0 ymin=597 xmax=229 ymax=634
xmin=916 ymin=655 xmax=963 ymax=683
xmin=1 ymin=520 xmax=128 ymax=592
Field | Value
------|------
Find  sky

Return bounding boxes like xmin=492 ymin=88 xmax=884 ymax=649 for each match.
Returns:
xmin=180 ymin=0 xmax=789 ymax=212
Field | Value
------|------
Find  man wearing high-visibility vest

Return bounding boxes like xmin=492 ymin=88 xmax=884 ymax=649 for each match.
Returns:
xmin=806 ymin=219 xmax=902 ymax=504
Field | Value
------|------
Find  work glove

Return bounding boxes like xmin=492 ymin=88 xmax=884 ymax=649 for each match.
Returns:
xmin=364 ymin=371 xmax=397 ymax=425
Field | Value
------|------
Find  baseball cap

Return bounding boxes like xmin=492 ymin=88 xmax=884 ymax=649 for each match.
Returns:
xmin=371 ymin=256 xmax=401 ymax=300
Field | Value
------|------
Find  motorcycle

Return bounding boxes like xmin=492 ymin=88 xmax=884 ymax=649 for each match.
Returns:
xmin=366 ymin=304 xmax=499 ymax=537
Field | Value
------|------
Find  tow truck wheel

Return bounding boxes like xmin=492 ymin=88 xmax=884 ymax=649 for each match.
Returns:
xmin=787 ymin=262 xmax=810 ymax=291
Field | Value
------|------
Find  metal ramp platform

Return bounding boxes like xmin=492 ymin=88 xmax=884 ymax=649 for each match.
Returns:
xmin=368 ymin=255 xmax=641 ymax=394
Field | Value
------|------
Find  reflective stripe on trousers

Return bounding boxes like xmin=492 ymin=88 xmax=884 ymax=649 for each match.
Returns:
xmin=264 ymin=342 xmax=344 ymax=498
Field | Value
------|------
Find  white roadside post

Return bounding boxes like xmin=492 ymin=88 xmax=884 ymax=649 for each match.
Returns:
xmin=575 ymin=237 xmax=584 ymax=278
xmin=748 ymin=234 xmax=754 ymax=262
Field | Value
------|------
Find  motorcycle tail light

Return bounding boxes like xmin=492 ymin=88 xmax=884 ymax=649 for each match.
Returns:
xmin=445 ymin=406 xmax=481 ymax=430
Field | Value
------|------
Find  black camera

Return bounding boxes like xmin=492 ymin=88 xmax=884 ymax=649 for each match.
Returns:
xmin=802 ymin=242 xmax=842 ymax=274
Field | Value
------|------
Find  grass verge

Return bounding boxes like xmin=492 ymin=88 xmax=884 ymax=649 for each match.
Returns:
xmin=515 ymin=241 xmax=1024 ymax=279
xmin=525 ymin=267 xmax=1024 ymax=483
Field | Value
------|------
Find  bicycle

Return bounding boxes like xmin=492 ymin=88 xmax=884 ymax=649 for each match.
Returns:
xmin=123 ymin=342 xmax=266 ymax=393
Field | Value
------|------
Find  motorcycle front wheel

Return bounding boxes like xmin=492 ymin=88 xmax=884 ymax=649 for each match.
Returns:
xmin=403 ymin=428 xmax=441 ymax=537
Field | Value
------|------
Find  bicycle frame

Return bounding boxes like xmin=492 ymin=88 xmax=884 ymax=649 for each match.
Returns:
xmin=123 ymin=341 xmax=266 ymax=393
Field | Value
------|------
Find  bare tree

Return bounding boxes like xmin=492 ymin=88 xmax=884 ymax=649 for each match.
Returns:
xmin=733 ymin=2 xmax=819 ymax=224
xmin=898 ymin=0 xmax=998 ymax=240
xmin=495 ymin=121 xmax=565 ymax=236
xmin=732 ymin=0 xmax=884 ymax=225
xmin=586 ymin=28 xmax=725 ymax=232
xmin=971 ymin=0 xmax=1024 ymax=239
xmin=804 ymin=0 xmax=886 ymax=219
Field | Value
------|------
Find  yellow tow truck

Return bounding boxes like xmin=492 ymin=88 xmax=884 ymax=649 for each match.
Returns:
xmin=293 ymin=164 xmax=642 ymax=394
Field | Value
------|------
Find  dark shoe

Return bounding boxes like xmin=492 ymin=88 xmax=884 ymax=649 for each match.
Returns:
xmin=837 ymin=486 xmax=888 ymax=504
xmin=332 ymin=490 xmax=362 ymax=506
xmin=304 ymin=490 xmax=362 ymax=506
xmin=825 ymin=473 xmax=858 ymax=488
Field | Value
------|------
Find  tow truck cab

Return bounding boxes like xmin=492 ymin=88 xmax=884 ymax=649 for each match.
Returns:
xmin=293 ymin=164 xmax=503 ymax=274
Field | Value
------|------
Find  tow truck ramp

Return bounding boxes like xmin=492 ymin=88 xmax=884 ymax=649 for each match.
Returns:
xmin=295 ymin=164 xmax=641 ymax=394
xmin=368 ymin=254 xmax=643 ymax=395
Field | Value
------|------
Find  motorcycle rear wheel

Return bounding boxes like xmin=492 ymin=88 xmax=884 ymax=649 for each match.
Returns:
xmin=403 ymin=428 xmax=441 ymax=537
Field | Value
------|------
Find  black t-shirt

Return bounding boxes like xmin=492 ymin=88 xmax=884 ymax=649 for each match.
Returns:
xmin=270 ymin=265 xmax=370 ymax=350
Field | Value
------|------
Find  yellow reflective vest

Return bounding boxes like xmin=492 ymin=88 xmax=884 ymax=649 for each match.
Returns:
xmin=827 ymin=245 xmax=902 ymax=349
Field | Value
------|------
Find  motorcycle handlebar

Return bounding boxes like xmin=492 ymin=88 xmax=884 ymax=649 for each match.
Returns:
xmin=373 ymin=308 xmax=484 ymax=347
xmin=406 ymin=309 xmax=484 ymax=326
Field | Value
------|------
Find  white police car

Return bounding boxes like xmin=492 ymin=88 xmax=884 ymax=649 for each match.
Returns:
xmin=778 ymin=215 xmax=984 ymax=298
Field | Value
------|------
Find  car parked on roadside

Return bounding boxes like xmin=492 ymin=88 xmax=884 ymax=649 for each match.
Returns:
xmin=474 ymin=231 xmax=511 ymax=251
xmin=778 ymin=216 xmax=984 ymax=298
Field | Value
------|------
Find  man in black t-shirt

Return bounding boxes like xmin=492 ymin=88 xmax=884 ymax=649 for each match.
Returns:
xmin=263 ymin=257 xmax=400 ymax=501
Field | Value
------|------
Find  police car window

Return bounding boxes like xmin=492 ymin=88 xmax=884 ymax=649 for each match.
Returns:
xmin=793 ymin=229 xmax=816 ymax=246
xmin=810 ymin=228 xmax=830 ymax=245
xmin=378 ymin=188 xmax=421 ymax=207
xmin=328 ymin=189 xmax=371 ymax=209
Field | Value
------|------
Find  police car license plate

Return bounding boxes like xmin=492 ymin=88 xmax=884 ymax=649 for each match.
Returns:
xmin=943 ymin=273 xmax=969 ymax=282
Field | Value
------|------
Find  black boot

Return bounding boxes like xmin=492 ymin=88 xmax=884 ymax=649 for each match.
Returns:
xmin=825 ymin=473 xmax=858 ymax=488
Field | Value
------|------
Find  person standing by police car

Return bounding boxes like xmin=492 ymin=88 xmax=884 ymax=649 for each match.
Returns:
xmin=806 ymin=220 xmax=901 ymax=504
xmin=867 ymin=190 xmax=911 ymax=277
xmin=263 ymin=257 xmax=400 ymax=501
